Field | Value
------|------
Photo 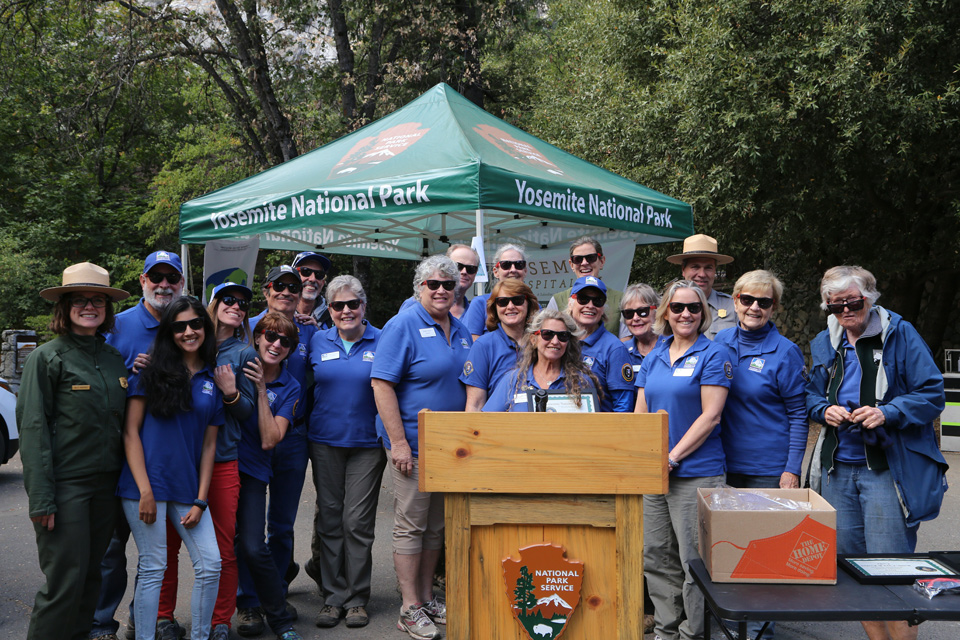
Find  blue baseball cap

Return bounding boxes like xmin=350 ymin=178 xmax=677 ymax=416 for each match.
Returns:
xmin=292 ymin=251 xmax=332 ymax=272
xmin=570 ymin=276 xmax=607 ymax=295
xmin=212 ymin=281 xmax=252 ymax=300
xmin=143 ymin=250 xmax=183 ymax=274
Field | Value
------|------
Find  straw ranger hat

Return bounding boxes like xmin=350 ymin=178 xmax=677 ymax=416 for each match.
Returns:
xmin=40 ymin=262 xmax=131 ymax=302
xmin=666 ymin=234 xmax=734 ymax=265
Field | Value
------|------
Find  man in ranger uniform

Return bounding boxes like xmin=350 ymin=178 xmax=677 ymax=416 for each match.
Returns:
xmin=667 ymin=234 xmax=736 ymax=340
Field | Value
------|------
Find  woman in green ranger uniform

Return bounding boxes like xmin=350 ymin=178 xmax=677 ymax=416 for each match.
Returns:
xmin=17 ymin=262 xmax=130 ymax=640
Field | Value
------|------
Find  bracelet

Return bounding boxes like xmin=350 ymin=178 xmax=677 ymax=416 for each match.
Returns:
xmin=223 ymin=391 xmax=240 ymax=405
xmin=193 ymin=498 xmax=208 ymax=511
xmin=668 ymin=457 xmax=680 ymax=470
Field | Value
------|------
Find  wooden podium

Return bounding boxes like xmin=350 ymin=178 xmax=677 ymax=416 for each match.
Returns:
xmin=419 ymin=411 xmax=668 ymax=640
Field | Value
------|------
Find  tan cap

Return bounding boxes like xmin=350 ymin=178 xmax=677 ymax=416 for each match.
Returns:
xmin=666 ymin=234 xmax=734 ymax=265
xmin=40 ymin=262 xmax=131 ymax=302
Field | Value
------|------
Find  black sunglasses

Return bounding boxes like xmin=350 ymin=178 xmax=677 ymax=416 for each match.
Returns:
xmin=296 ymin=266 xmax=326 ymax=279
xmin=621 ymin=306 xmax=655 ymax=319
xmin=570 ymin=253 xmax=601 ymax=265
xmin=536 ymin=329 xmax=571 ymax=343
xmin=261 ymin=329 xmax=293 ymax=349
xmin=497 ymin=260 xmax=527 ymax=271
xmin=826 ymin=297 xmax=865 ymax=314
xmin=456 ymin=262 xmax=479 ymax=275
xmin=330 ymin=299 xmax=362 ymax=312
xmin=170 ymin=317 xmax=204 ymax=333
xmin=220 ymin=296 xmax=250 ymax=311
xmin=737 ymin=294 xmax=775 ymax=310
xmin=423 ymin=279 xmax=456 ymax=291
xmin=495 ymin=295 xmax=527 ymax=308
xmin=575 ymin=292 xmax=606 ymax=307
xmin=271 ymin=280 xmax=302 ymax=294
xmin=146 ymin=271 xmax=183 ymax=285
xmin=668 ymin=302 xmax=703 ymax=314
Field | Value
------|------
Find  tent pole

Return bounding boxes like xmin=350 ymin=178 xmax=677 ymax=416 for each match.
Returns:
xmin=180 ymin=244 xmax=191 ymax=297
xmin=474 ymin=209 xmax=485 ymax=297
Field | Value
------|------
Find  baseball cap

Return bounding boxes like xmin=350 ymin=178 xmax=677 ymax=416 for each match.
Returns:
xmin=292 ymin=251 xmax=332 ymax=272
xmin=570 ymin=275 xmax=607 ymax=295
xmin=143 ymin=250 xmax=183 ymax=274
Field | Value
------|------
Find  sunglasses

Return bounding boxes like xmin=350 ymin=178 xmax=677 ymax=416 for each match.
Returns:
xmin=70 ymin=295 xmax=108 ymax=309
xmin=621 ymin=306 xmax=655 ymax=319
xmin=296 ymin=266 xmax=325 ymax=279
xmin=497 ymin=260 xmax=527 ymax=271
xmin=575 ymin=292 xmax=607 ymax=307
xmin=456 ymin=262 xmax=479 ymax=275
xmin=668 ymin=301 xmax=703 ymax=315
xmin=270 ymin=280 xmax=302 ymax=294
xmin=145 ymin=271 xmax=183 ymax=285
xmin=570 ymin=253 xmax=601 ymax=265
xmin=737 ymin=294 xmax=775 ymax=310
xmin=220 ymin=296 xmax=250 ymax=311
xmin=330 ymin=299 xmax=362 ymax=312
xmin=495 ymin=295 xmax=527 ymax=308
xmin=826 ymin=297 xmax=865 ymax=314
xmin=261 ymin=330 xmax=293 ymax=349
xmin=423 ymin=279 xmax=457 ymax=291
xmin=536 ymin=329 xmax=571 ymax=343
xmin=171 ymin=317 xmax=204 ymax=333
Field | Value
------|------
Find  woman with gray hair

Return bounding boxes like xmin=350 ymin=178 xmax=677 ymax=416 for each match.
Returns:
xmin=371 ymin=255 xmax=472 ymax=640
xmin=621 ymin=283 xmax=660 ymax=374
xmin=634 ymin=279 xmax=733 ymax=640
xmin=461 ymin=242 xmax=528 ymax=339
xmin=807 ymin=265 xmax=946 ymax=640
xmin=306 ymin=275 xmax=385 ymax=629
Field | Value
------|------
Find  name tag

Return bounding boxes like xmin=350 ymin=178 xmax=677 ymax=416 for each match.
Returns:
xmin=419 ymin=327 xmax=437 ymax=338
xmin=72 ymin=384 xmax=91 ymax=391
xmin=632 ymin=365 xmax=642 ymax=373
xmin=673 ymin=368 xmax=694 ymax=377
xmin=513 ymin=393 xmax=528 ymax=405
xmin=321 ymin=351 xmax=340 ymax=361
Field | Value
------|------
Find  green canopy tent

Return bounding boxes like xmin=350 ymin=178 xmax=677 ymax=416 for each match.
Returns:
xmin=179 ymin=83 xmax=692 ymax=260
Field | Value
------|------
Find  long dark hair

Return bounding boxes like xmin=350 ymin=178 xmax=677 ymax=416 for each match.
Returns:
xmin=141 ymin=297 xmax=217 ymax=418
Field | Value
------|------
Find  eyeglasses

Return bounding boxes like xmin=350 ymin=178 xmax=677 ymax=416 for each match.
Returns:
xmin=535 ymin=329 xmax=571 ymax=343
xmin=261 ymin=329 xmax=293 ymax=349
xmin=575 ymin=292 xmax=607 ymax=307
xmin=296 ymin=266 xmax=325 ymax=280
xmin=220 ymin=296 xmax=250 ymax=311
xmin=621 ymin=306 xmax=655 ymax=319
xmin=495 ymin=295 xmax=527 ymax=308
xmin=171 ymin=317 xmax=204 ymax=333
xmin=826 ymin=297 xmax=865 ymax=314
xmin=456 ymin=262 xmax=479 ymax=275
xmin=737 ymin=294 xmax=775 ymax=310
xmin=570 ymin=253 xmax=601 ymax=265
xmin=70 ymin=295 xmax=108 ymax=309
xmin=330 ymin=299 xmax=362 ymax=312
xmin=668 ymin=302 xmax=703 ymax=315
xmin=145 ymin=271 xmax=183 ymax=285
xmin=423 ymin=279 xmax=456 ymax=291
xmin=270 ymin=280 xmax=302 ymax=294
xmin=497 ymin=260 xmax=527 ymax=271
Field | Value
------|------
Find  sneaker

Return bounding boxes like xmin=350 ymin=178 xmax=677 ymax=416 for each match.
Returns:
xmin=277 ymin=631 xmax=302 ymax=640
xmin=155 ymin=618 xmax=185 ymax=640
xmin=315 ymin=604 xmax=343 ymax=628
xmin=92 ymin=635 xmax=120 ymax=640
xmin=344 ymin=606 xmax=369 ymax=628
xmin=304 ymin=558 xmax=322 ymax=589
xmin=211 ymin=624 xmax=230 ymax=640
xmin=236 ymin=608 xmax=265 ymax=637
xmin=422 ymin=596 xmax=446 ymax=625
xmin=397 ymin=604 xmax=439 ymax=640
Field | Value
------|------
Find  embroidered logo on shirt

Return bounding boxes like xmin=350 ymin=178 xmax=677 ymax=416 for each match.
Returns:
xmin=621 ymin=363 xmax=634 ymax=383
xmin=202 ymin=381 xmax=215 ymax=395
xmin=873 ymin=349 xmax=882 ymax=366
xmin=683 ymin=355 xmax=699 ymax=368
xmin=583 ymin=356 xmax=595 ymax=369
xmin=460 ymin=338 xmax=470 ymax=349
xmin=362 ymin=350 xmax=375 ymax=362
xmin=298 ymin=343 xmax=307 ymax=356
xmin=724 ymin=361 xmax=734 ymax=379
xmin=463 ymin=360 xmax=474 ymax=377
xmin=267 ymin=390 xmax=277 ymax=405
xmin=748 ymin=357 xmax=765 ymax=373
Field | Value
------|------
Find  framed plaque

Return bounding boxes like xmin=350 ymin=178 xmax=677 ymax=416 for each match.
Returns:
xmin=525 ymin=389 xmax=598 ymax=413
xmin=839 ymin=553 xmax=960 ymax=585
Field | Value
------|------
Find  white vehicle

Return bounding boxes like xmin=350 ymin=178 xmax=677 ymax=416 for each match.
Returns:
xmin=0 ymin=377 xmax=18 ymax=465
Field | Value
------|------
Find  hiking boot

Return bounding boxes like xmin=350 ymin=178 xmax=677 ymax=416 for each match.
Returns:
xmin=236 ymin=607 xmax=265 ymax=637
xmin=155 ymin=618 xmax=185 ymax=640
xmin=422 ymin=596 xmax=447 ymax=625
xmin=315 ymin=604 xmax=343 ymax=628
xmin=210 ymin=624 xmax=230 ymax=640
xmin=397 ymin=604 xmax=439 ymax=640
xmin=344 ymin=606 xmax=369 ymax=628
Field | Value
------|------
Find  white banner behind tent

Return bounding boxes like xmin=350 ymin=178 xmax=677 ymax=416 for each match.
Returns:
xmin=202 ymin=238 xmax=260 ymax=305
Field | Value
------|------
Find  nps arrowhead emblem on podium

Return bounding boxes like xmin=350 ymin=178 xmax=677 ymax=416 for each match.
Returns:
xmin=503 ymin=543 xmax=583 ymax=639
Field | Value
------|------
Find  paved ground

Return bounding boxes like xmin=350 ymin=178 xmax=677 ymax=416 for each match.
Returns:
xmin=2 ymin=450 xmax=960 ymax=639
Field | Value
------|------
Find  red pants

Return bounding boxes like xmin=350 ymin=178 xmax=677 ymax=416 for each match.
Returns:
xmin=158 ymin=460 xmax=240 ymax=626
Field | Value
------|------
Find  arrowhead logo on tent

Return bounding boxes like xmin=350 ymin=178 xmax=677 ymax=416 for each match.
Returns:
xmin=329 ymin=122 xmax=429 ymax=179
xmin=503 ymin=543 xmax=583 ymax=640
xmin=474 ymin=124 xmax=565 ymax=176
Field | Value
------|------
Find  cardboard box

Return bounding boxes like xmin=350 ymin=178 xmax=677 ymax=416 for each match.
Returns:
xmin=697 ymin=488 xmax=837 ymax=584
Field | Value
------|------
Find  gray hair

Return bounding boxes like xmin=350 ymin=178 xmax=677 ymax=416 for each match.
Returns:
xmin=493 ymin=243 xmax=527 ymax=264
xmin=570 ymin=236 xmax=603 ymax=256
xmin=413 ymin=255 xmax=458 ymax=300
xmin=653 ymin=280 xmax=711 ymax=336
xmin=819 ymin=266 xmax=880 ymax=310
xmin=621 ymin=283 xmax=659 ymax=309
xmin=526 ymin=308 xmax=584 ymax=339
xmin=446 ymin=243 xmax=480 ymax=262
xmin=326 ymin=275 xmax=367 ymax=305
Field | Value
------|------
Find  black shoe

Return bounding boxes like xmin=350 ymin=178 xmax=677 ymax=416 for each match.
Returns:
xmin=155 ymin=618 xmax=185 ymax=640
xmin=124 ymin=618 xmax=136 ymax=640
xmin=284 ymin=561 xmax=300 ymax=585
xmin=285 ymin=602 xmax=299 ymax=622
xmin=304 ymin=558 xmax=322 ymax=589
xmin=237 ymin=607 xmax=265 ymax=637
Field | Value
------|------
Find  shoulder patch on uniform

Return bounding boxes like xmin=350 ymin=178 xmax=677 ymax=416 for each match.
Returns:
xmin=724 ymin=361 xmax=733 ymax=379
xmin=621 ymin=362 xmax=634 ymax=383
xmin=463 ymin=360 xmax=474 ymax=377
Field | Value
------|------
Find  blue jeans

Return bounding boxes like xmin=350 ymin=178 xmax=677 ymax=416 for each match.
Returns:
xmin=89 ymin=515 xmax=132 ymax=638
xmin=237 ymin=428 xmax=308 ymax=608
xmin=822 ymin=463 xmax=918 ymax=554
xmin=122 ymin=500 xmax=221 ymax=640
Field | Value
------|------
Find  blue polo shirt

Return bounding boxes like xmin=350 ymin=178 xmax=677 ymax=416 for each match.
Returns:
xmin=371 ymin=303 xmax=472 ymax=455
xmin=117 ymin=368 xmax=225 ymax=503
xmin=581 ymin=325 xmax=635 ymax=412
xmin=636 ymin=334 xmax=733 ymax=477
xmin=459 ymin=325 xmax=521 ymax=394
xmin=461 ymin=293 xmax=492 ymax=336
xmin=248 ymin=310 xmax=316 ymax=426
xmin=834 ymin=332 xmax=867 ymax=464
xmin=308 ymin=323 xmax=381 ymax=448
xmin=238 ymin=367 xmax=300 ymax=483
xmin=106 ymin=299 xmax=160 ymax=370
xmin=715 ymin=323 xmax=808 ymax=476
xmin=214 ymin=337 xmax=258 ymax=463
xmin=482 ymin=366 xmax=596 ymax=412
